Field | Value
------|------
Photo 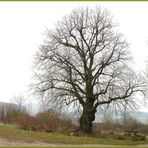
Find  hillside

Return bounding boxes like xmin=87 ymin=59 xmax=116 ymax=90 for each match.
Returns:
xmin=0 ymin=102 xmax=27 ymax=115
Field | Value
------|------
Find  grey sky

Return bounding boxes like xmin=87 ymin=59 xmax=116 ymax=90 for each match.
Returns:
xmin=0 ymin=2 xmax=148 ymax=111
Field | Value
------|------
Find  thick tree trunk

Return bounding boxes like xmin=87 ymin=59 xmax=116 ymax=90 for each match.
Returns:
xmin=79 ymin=104 xmax=96 ymax=134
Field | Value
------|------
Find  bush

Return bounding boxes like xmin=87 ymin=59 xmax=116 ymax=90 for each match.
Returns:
xmin=18 ymin=109 xmax=76 ymax=133
xmin=121 ymin=116 xmax=142 ymax=131
xmin=131 ymin=134 xmax=146 ymax=141
xmin=36 ymin=110 xmax=59 ymax=131
xmin=18 ymin=114 xmax=39 ymax=131
xmin=37 ymin=109 xmax=75 ymax=132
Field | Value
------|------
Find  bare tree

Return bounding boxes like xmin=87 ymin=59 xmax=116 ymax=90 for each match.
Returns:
xmin=11 ymin=95 xmax=26 ymax=113
xmin=26 ymin=99 xmax=33 ymax=115
xmin=33 ymin=7 xmax=146 ymax=133
xmin=0 ymin=105 xmax=6 ymax=124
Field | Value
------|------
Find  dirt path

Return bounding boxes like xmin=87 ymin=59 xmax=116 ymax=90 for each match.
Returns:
xmin=0 ymin=138 xmax=148 ymax=147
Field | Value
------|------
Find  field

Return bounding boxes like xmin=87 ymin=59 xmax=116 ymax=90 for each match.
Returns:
xmin=0 ymin=124 xmax=148 ymax=147
xmin=0 ymin=146 xmax=148 ymax=148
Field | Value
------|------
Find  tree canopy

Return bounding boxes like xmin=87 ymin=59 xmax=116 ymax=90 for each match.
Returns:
xmin=33 ymin=7 xmax=146 ymax=133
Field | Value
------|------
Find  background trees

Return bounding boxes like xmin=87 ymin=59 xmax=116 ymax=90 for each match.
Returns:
xmin=33 ymin=7 xmax=146 ymax=133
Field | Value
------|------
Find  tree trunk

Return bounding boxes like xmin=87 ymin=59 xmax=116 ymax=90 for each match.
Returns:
xmin=79 ymin=104 xmax=96 ymax=134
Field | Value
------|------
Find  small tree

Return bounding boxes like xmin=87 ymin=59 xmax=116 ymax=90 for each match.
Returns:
xmin=33 ymin=7 xmax=146 ymax=133
xmin=11 ymin=95 xmax=27 ymax=113
xmin=0 ymin=105 xmax=6 ymax=124
xmin=121 ymin=113 xmax=141 ymax=131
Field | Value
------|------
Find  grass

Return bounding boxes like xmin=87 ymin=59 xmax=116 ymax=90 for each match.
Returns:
xmin=0 ymin=124 xmax=148 ymax=145
xmin=0 ymin=147 xmax=148 ymax=148
xmin=1 ymin=147 xmax=148 ymax=148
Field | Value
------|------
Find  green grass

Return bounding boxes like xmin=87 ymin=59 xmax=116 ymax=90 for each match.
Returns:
xmin=0 ymin=124 xmax=148 ymax=145
xmin=1 ymin=147 xmax=148 ymax=148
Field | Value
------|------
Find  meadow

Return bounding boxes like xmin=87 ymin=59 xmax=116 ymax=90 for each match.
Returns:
xmin=0 ymin=124 xmax=148 ymax=147
xmin=0 ymin=146 xmax=148 ymax=148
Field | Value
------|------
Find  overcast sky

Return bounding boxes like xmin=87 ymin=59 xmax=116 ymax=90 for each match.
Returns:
xmin=0 ymin=2 xmax=148 ymax=112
